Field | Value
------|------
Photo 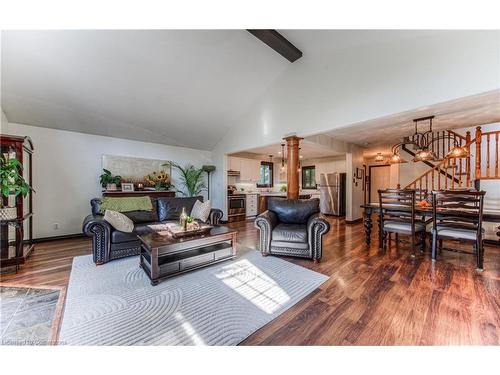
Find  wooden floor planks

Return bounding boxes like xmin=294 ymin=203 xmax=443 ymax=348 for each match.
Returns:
xmin=1 ymin=216 xmax=499 ymax=345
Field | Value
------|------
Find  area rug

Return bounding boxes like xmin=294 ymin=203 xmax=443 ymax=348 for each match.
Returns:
xmin=58 ymin=248 xmax=327 ymax=345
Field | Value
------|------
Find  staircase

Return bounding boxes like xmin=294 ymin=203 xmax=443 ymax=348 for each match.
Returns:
xmin=404 ymin=126 xmax=500 ymax=191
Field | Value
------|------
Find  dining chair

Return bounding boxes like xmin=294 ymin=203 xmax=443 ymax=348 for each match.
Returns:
xmin=378 ymin=189 xmax=426 ymax=255
xmin=431 ymin=190 xmax=486 ymax=271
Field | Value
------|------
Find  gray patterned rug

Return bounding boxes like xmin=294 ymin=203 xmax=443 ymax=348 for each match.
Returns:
xmin=59 ymin=247 xmax=327 ymax=345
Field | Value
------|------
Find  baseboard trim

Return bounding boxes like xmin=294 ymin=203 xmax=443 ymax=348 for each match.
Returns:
xmin=33 ymin=233 xmax=85 ymax=243
xmin=345 ymin=218 xmax=363 ymax=225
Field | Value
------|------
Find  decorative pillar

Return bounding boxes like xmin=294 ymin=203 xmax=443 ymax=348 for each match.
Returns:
xmin=285 ymin=135 xmax=302 ymax=200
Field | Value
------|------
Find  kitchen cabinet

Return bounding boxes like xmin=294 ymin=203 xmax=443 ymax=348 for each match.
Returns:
xmin=229 ymin=156 xmax=261 ymax=182
xmin=240 ymin=159 xmax=260 ymax=182
xmin=228 ymin=156 xmax=241 ymax=172
xmin=246 ymin=194 xmax=259 ymax=217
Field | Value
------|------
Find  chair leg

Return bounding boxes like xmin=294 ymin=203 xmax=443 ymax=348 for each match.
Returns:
xmin=420 ymin=232 xmax=426 ymax=253
xmin=410 ymin=232 xmax=416 ymax=257
xmin=431 ymin=232 xmax=437 ymax=261
xmin=395 ymin=233 xmax=399 ymax=251
xmin=438 ymin=239 xmax=443 ymax=254
xmin=476 ymin=240 xmax=484 ymax=271
xmin=387 ymin=233 xmax=391 ymax=250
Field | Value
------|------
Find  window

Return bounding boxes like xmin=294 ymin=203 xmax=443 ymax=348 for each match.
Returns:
xmin=257 ymin=161 xmax=273 ymax=188
xmin=302 ymin=166 xmax=316 ymax=189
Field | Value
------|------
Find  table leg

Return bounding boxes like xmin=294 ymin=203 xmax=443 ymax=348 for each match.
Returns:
xmin=364 ymin=208 xmax=372 ymax=246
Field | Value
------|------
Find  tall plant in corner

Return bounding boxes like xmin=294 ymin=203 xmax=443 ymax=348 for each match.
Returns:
xmin=167 ymin=162 xmax=206 ymax=197
xmin=0 ymin=155 xmax=34 ymax=219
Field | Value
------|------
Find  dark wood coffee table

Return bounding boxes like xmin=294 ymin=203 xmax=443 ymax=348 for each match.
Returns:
xmin=138 ymin=226 xmax=237 ymax=285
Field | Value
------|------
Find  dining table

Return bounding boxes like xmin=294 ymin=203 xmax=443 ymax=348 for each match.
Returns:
xmin=360 ymin=203 xmax=500 ymax=246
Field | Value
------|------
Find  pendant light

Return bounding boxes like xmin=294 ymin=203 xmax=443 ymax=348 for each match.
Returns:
xmin=388 ymin=152 xmax=407 ymax=164
xmin=446 ymin=145 xmax=469 ymax=159
xmin=280 ymin=143 xmax=286 ymax=170
xmin=374 ymin=152 xmax=384 ymax=162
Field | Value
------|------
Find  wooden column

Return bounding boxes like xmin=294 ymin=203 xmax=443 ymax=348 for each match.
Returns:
xmin=285 ymin=135 xmax=302 ymax=200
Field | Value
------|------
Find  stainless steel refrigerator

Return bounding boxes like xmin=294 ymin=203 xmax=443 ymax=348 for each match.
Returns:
xmin=319 ymin=172 xmax=346 ymax=216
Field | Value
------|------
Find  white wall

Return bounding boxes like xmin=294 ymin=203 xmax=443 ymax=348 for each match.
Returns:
xmin=346 ymin=146 xmax=365 ymax=222
xmin=2 ymin=122 xmax=212 ymax=238
xmin=212 ymin=31 xmax=500 ymax=220
xmin=1 ymin=108 xmax=8 ymax=129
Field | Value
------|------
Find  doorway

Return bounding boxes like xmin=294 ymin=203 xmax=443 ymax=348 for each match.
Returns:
xmin=369 ymin=165 xmax=391 ymax=203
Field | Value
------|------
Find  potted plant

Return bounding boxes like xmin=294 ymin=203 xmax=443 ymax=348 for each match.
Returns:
xmin=0 ymin=155 xmax=34 ymax=220
xmin=144 ymin=170 xmax=174 ymax=191
xmin=167 ymin=162 xmax=206 ymax=197
xmin=99 ymin=169 xmax=122 ymax=191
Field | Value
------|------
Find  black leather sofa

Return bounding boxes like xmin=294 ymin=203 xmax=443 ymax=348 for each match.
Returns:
xmin=83 ymin=196 xmax=223 ymax=265
xmin=254 ymin=198 xmax=330 ymax=262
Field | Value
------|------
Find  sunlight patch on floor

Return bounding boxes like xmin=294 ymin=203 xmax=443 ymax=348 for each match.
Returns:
xmin=174 ymin=311 xmax=205 ymax=345
xmin=215 ymin=259 xmax=291 ymax=314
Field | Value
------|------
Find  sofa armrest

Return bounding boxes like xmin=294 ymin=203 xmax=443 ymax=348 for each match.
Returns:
xmin=82 ymin=214 xmax=112 ymax=265
xmin=254 ymin=210 xmax=278 ymax=254
xmin=208 ymin=208 xmax=223 ymax=226
xmin=307 ymin=213 xmax=330 ymax=260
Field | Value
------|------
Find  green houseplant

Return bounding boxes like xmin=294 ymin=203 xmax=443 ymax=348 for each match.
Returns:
xmin=167 ymin=162 xmax=206 ymax=197
xmin=0 ymin=155 xmax=34 ymax=220
xmin=99 ymin=169 xmax=122 ymax=191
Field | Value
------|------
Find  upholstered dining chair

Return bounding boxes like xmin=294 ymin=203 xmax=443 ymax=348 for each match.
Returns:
xmin=431 ymin=190 xmax=486 ymax=271
xmin=378 ymin=189 xmax=427 ymax=255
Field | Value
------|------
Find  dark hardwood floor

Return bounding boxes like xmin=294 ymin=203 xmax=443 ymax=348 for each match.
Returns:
xmin=1 ymin=217 xmax=499 ymax=345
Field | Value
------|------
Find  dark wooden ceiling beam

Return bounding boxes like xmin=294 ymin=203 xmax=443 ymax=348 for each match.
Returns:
xmin=247 ymin=30 xmax=302 ymax=62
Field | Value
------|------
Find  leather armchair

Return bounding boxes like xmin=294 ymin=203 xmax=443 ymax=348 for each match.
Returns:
xmin=254 ymin=198 xmax=330 ymax=262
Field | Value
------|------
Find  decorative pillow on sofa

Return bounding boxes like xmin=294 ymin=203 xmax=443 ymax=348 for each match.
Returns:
xmin=104 ymin=210 xmax=134 ymax=233
xmin=190 ymin=200 xmax=211 ymax=222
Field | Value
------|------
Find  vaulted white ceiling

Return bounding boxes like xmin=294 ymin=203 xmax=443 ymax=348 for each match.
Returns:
xmin=3 ymin=30 xmax=499 ymax=152
xmin=1 ymin=30 xmax=289 ymax=150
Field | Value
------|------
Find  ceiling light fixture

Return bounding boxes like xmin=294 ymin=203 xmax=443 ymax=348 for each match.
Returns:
xmin=389 ymin=116 xmax=469 ymax=163
xmin=280 ymin=143 xmax=286 ymax=170
xmin=374 ymin=152 xmax=385 ymax=162
xmin=388 ymin=153 xmax=407 ymax=164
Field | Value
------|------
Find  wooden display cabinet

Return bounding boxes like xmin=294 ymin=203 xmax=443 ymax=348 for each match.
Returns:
xmin=0 ymin=134 xmax=35 ymax=271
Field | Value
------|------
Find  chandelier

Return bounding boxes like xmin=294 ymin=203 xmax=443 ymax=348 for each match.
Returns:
xmin=388 ymin=116 xmax=469 ymax=164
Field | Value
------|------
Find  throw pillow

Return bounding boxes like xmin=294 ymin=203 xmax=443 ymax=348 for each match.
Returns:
xmin=190 ymin=200 xmax=211 ymax=222
xmin=104 ymin=210 xmax=134 ymax=233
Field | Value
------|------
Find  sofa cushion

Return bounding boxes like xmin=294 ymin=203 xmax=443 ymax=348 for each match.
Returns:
xmin=110 ymin=221 xmax=167 ymax=243
xmin=272 ymin=223 xmax=308 ymax=243
xmin=157 ymin=196 xmax=203 ymax=221
xmin=123 ymin=210 xmax=157 ymax=224
xmin=91 ymin=198 xmax=157 ymax=222
xmin=271 ymin=240 xmax=310 ymax=250
xmin=268 ymin=198 xmax=319 ymax=224
xmin=104 ymin=210 xmax=134 ymax=233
